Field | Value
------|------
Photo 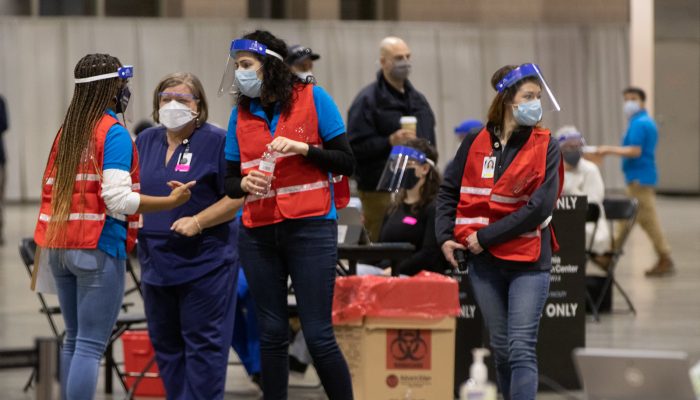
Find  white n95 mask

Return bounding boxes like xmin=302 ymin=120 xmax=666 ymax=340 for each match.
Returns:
xmin=159 ymin=101 xmax=196 ymax=131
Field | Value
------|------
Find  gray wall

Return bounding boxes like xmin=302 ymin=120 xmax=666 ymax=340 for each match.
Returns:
xmin=0 ymin=18 xmax=629 ymax=201
xmin=654 ymin=0 xmax=700 ymax=193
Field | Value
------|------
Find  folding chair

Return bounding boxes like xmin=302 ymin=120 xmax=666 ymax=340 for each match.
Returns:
xmin=18 ymin=238 xmax=154 ymax=399
xmin=584 ymin=202 xmax=602 ymax=322
xmin=589 ymin=198 xmax=639 ymax=316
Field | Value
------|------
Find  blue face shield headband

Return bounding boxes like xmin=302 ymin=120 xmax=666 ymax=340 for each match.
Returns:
xmin=74 ymin=65 xmax=133 ymax=84
xmin=376 ymin=145 xmax=435 ymax=192
xmin=218 ymin=39 xmax=284 ymax=97
xmin=229 ymin=39 xmax=284 ymax=61
xmin=495 ymin=63 xmax=561 ymax=112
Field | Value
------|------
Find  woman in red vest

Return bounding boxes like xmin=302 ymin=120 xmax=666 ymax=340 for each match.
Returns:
xmin=33 ymin=53 xmax=193 ymax=400
xmin=436 ymin=64 xmax=563 ymax=400
xmin=222 ymin=31 xmax=354 ymax=399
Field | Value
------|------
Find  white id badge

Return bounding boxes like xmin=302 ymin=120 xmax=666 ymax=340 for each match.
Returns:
xmin=482 ymin=156 xmax=496 ymax=179
xmin=175 ymin=152 xmax=192 ymax=172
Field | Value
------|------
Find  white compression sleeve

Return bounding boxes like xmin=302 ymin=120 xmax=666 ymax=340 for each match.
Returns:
xmin=101 ymin=169 xmax=141 ymax=215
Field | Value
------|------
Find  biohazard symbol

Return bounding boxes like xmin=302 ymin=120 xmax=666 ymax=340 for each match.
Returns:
xmin=390 ymin=329 xmax=428 ymax=361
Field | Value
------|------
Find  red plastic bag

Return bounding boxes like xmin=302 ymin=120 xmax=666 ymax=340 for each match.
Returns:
xmin=332 ymin=271 xmax=461 ymax=324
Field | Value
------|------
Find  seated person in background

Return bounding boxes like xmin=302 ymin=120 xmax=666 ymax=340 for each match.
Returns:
xmin=374 ymin=138 xmax=448 ymax=275
xmin=556 ymin=126 xmax=611 ymax=264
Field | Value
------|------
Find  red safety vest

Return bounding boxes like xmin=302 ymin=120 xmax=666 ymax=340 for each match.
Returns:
xmin=34 ymin=114 xmax=141 ymax=253
xmin=454 ymin=127 xmax=563 ymax=262
xmin=237 ymin=84 xmax=348 ymax=228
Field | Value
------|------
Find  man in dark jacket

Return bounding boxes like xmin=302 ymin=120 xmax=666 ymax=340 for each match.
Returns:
xmin=347 ymin=36 xmax=436 ymax=241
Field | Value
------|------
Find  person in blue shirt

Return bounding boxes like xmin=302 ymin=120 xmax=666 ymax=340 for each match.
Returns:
xmin=34 ymin=54 xmax=193 ymax=400
xmin=597 ymin=87 xmax=674 ymax=277
xmin=136 ymin=72 xmax=243 ymax=399
xmin=223 ymin=30 xmax=354 ymax=400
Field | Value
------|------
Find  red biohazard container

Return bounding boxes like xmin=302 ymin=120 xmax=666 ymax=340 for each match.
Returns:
xmin=121 ymin=330 xmax=165 ymax=397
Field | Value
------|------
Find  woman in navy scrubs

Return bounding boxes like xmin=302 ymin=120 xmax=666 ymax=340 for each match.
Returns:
xmin=223 ymin=30 xmax=354 ymax=399
xmin=136 ymin=72 xmax=242 ymax=400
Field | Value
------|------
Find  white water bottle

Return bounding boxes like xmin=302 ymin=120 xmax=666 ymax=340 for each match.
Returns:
xmin=257 ymin=149 xmax=277 ymax=195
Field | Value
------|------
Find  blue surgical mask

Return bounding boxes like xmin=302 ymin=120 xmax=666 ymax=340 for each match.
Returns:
xmin=623 ymin=100 xmax=641 ymax=119
xmin=234 ymin=68 xmax=262 ymax=98
xmin=513 ymin=99 xmax=542 ymax=126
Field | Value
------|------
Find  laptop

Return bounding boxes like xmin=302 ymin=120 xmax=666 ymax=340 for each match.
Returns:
xmin=574 ymin=347 xmax=698 ymax=400
xmin=337 ymin=206 xmax=370 ymax=245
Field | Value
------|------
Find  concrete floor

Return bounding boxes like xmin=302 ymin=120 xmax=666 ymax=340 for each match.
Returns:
xmin=1 ymin=196 xmax=699 ymax=399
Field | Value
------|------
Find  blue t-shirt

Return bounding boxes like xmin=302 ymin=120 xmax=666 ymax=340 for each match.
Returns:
xmin=97 ymin=109 xmax=133 ymax=259
xmin=225 ymin=85 xmax=346 ymax=221
xmin=622 ymin=109 xmax=658 ymax=186
xmin=135 ymin=123 xmax=238 ymax=286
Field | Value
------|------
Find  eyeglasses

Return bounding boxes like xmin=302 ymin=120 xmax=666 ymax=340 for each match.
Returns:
xmin=158 ymin=92 xmax=198 ymax=104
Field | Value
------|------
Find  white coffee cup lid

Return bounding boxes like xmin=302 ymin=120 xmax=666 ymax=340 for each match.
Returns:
xmin=400 ymin=116 xmax=417 ymax=124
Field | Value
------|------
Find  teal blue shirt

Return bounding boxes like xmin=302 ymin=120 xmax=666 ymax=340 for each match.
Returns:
xmin=622 ymin=109 xmax=658 ymax=186
xmin=97 ymin=109 xmax=133 ymax=259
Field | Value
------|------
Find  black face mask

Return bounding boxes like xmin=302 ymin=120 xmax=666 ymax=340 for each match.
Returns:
xmin=562 ymin=150 xmax=582 ymax=167
xmin=400 ymin=168 xmax=420 ymax=190
xmin=115 ymin=84 xmax=131 ymax=114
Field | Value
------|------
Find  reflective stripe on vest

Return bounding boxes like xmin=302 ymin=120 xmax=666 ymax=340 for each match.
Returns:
xmin=45 ymin=174 xmax=100 ymax=185
xmin=460 ymin=186 xmax=530 ymax=204
xmin=245 ymin=180 xmax=329 ymax=203
xmin=455 ymin=216 xmax=540 ymax=239
xmin=455 ymin=217 xmax=489 ymax=225
xmin=38 ymin=213 xmax=106 ymax=222
xmin=240 ymin=152 xmax=297 ymax=170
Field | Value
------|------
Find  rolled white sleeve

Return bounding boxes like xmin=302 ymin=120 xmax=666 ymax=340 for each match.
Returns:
xmin=101 ymin=169 xmax=141 ymax=215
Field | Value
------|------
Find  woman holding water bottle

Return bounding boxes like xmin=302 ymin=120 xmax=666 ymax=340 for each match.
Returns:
xmin=222 ymin=30 xmax=354 ymax=400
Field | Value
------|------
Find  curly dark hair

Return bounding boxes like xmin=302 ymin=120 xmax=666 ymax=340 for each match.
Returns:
xmin=236 ymin=30 xmax=307 ymax=114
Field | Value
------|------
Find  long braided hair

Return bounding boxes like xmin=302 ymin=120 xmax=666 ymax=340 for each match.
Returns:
xmin=45 ymin=53 xmax=124 ymax=246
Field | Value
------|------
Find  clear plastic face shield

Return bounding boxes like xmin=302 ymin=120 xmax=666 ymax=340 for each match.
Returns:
xmin=495 ymin=63 xmax=560 ymax=113
xmin=74 ymin=65 xmax=135 ymax=122
xmin=217 ymin=39 xmax=284 ymax=97
xmin=376 ymin=146 xmax=435 ymax=193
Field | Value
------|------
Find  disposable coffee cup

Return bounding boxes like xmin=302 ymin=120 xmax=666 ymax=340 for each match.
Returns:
xmin=400 ymin=116 xmax=417 ymax=133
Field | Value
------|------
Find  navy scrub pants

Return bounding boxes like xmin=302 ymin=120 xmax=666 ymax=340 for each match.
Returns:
xmin=142 ymin=263 xmax=238 ymax=400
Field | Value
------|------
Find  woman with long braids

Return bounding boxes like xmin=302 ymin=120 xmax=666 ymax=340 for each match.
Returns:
xmin=222 ymin=30 xmax=354 ymax=399
xmin=33 ymin=53 xmax=193 ymax=400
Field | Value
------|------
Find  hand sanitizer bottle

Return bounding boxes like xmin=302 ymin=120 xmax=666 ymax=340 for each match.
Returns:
xmin=459 ymin=348 xmax=497 ymax=400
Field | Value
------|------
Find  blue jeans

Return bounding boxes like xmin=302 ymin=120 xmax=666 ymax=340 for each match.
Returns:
xmin=142 ymin=263 xmax=237 ymax=400
xmin=49 ymin=249 xmax=125 ymax=400
xmin=468 ymin=256 xmax=550 ymax=400
xmin=239 ymin=219 xmax=353 ymax=400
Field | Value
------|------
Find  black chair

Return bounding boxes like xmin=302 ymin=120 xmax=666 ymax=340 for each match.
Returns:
xmin=589 ymin=198 xmax=639 ymax=317
xmin=18 ymin=238 xmax=153 ymax=398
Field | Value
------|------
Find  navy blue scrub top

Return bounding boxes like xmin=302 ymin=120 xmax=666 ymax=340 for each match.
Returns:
xmin=135 ymin=123 xmax=238 ymax=286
